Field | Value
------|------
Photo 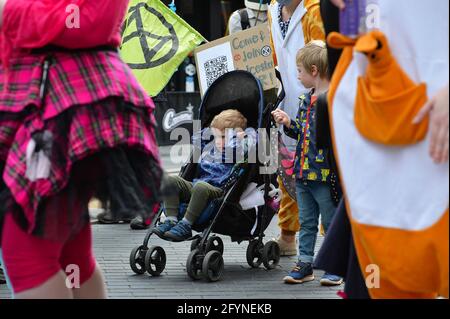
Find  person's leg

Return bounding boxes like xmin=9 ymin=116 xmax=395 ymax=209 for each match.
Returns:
xmin=314 ymin=198 xmax=350 ymax=277
xmin=183 ymin=181 xmax=223 ymax=224
xmin=164 ymin=181 xmax=223 ymax=241
xmin=72 ymin=265 xmax=107 ymax=299
xmin=0 ymin=256 xmax=6 ymax=285
xmin=59 ymin=222 xmax=106 ymax=299
xmin=283 ymin=180 xmax=318 ymax=284
xmin=14 ymin=271 xmax=74 ymax=299
xmin=275 ymin=176 xmax=299 ymax=256
xmin=161 ymin=175 xmax=193 ymax=219
xmin=153 ymin=175 xmax=194 ymax=237
xmin=310 ymin=181 xmax=337 ymax=234
xmin=0 ymin=250 xmax=13 ymax=295
xmin=296 ymin=181 xmax=320 ymax=264
xmin=310 ymin=181 xmax=343 ymax=286
xmin=1 ymin=214 xmax=74 ymax=299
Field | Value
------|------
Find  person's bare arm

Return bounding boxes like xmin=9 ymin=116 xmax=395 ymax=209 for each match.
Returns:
xmin=0 ymin=0 xmax=6 ymax=28
xmin=330 ymin=0 xmax=345 ymax=10
xmin=413 ymin=84 xmax=449 ymax=164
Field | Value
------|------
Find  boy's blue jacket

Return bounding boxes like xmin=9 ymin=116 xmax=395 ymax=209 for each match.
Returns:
xmin=284 ymin=91 xmax=331 ymax=183
xmin=192 ymin=128 xmax=257 ymax=188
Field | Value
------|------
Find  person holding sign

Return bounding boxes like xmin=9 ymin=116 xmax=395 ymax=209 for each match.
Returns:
xmin=0 ymin=0 xmax=162 ymax=298
xmin=267 ymin=0 xmax=326 ymax=257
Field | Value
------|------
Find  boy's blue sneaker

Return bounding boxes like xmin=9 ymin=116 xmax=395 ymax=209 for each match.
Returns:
xmin=283 ymin=262 xmax=315 ymax=284
xmin=152 ymin=219 xmax=177 ymax=238
xmin=320 ymin=273 xmax=344 ymax=286
xmin=164 ymin=220 xmax=192 ymax=242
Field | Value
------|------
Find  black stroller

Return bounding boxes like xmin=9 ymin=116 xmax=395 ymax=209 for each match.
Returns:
xmin=129 ymin=70 xmax=283 ymax=282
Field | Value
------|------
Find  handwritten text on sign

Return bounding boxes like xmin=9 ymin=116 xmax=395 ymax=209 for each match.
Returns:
xmin=195 ymin=24 xmax=276 ymax=96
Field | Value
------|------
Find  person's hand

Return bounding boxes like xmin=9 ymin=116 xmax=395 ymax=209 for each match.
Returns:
xmin=330 ymin=0 xmax=346 ymax=10
xmin=272 ymin=109 xmax=291 ymax=128
xmin=237 ymin=130 xmax=246 ymax=140
xmin=413 ymin=84 xmax=449 ymax=164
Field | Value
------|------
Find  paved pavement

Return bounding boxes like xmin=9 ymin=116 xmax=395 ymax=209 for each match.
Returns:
xmin=0 ymin=217 xmax=341 ymax=299
xmin=0 ymin=145 xmax=342 ymax=299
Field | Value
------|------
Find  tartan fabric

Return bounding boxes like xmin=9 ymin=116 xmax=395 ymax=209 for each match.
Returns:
xmin=0 ymin=50 xmax=154 ymax=115
xmin=0 ymin=49 xmax=162 ymax=238
xmin=0 ymin=113 xmax=24 ymax=163
xmin=0 ymin=49 xmax=156 ymax=161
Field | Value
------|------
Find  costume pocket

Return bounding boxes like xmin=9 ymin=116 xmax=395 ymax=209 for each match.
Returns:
xmin=352 ymin=30 xmax=430 ymax=146
xmin=355 ymin=79 xmax=428 ymax=145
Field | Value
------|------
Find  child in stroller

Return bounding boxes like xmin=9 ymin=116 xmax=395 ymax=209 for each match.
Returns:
xmin=155 ymin=109 xmax=257 ymax=242
xmin=129 ymin=70 xmax=281 ymax=282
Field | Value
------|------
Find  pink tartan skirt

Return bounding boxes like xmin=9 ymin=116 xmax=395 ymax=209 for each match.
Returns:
xmin=0 ymin=48 xmax=163 ymax=243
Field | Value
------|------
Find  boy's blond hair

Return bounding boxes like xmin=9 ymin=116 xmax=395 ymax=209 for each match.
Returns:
xmin=210 ymin=109 xmax=247 ymax=131
xmin=296 ymin=40 xmax=328 ymax=79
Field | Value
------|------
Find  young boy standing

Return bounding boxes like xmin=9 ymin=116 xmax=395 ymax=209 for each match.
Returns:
xmin=272 ymin=41 xmax=343 ymax=285
xmin=268 ymin=0 xmax=326 ymax=257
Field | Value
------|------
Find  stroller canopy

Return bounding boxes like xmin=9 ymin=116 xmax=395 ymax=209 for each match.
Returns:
xmin=198 ymin=71 xmax=264 ymax=130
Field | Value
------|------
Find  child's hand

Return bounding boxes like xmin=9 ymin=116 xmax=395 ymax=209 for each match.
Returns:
xmin=237 ymin=131 xmax=246 ymax=140
xmin=272 ymin=109 xmax=291 ymax=128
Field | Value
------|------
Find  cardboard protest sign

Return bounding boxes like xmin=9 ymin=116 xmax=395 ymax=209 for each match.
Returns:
xmin=194 ymin=24 xmax=276 ymax=96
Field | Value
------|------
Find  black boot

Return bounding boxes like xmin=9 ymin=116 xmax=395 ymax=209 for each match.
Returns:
xmin=97 ymin=211 xmax=133 ymax=224
xmin=130 ymin=215 xmax=151 ymax=230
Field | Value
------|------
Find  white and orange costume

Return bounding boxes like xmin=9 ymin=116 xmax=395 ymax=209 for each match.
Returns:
xmin=327 ymin=0 xmax=449 ymax=298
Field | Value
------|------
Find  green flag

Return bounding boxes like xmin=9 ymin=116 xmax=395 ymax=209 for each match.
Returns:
xmin=120 ymin=0 xmax=206 ymax=97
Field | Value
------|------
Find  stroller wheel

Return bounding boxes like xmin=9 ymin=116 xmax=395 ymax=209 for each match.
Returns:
xmin=246 ymin=240 xmax=263 ymax=268
xmin=262 ymin=241 xmax=281 ymax=270
xmin=206 ymin=236 xmax=224 ymax=255
xmin=144 ymin=246 xmax=166 ymax=276
xmin=130 ymin=245 xmax=147 ymax=275
xmin=190 ymin=237 xmax=201 ymax=251
xmin=202 ymin=250 xmax=224 ymax=282
xmin=186 ymin=249 xmax=203 ymax=280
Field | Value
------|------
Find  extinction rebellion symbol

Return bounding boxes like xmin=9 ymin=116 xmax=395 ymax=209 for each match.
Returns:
xmin=122 ymin=2 xmax=179 ymax=69
xmin=261 ymin=45 xmax=272 ymax=57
